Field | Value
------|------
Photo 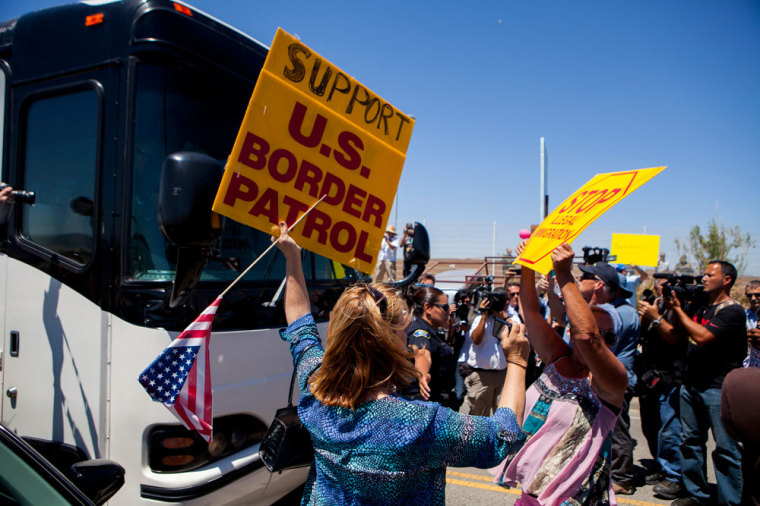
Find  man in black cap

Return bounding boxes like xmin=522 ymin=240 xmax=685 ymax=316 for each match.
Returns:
xmin=577 ymin=261 xmax=640 ymax=496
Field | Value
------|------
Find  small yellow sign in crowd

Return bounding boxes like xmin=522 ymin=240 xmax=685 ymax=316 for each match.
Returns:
xmin=611 ymin=233 xmax=661 ymax=267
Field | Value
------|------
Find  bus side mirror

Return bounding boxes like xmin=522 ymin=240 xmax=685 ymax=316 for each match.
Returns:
xmin=390 ymin=222 xmax=430 ymax=289
xmin=158 ymin=152 xmax=223 ymax=247
xmin=158 ymin=152 xmax=223 ymax=308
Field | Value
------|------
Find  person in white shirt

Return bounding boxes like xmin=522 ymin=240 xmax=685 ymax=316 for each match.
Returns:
xmin=374 ymin=226 xmax=401 ymax=282
xmin=459 ymin=290 xmax=513 ymax=416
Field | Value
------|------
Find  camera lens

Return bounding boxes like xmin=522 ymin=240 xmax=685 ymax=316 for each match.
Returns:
xmin=12 ymin=190 xmax=35 ymax=205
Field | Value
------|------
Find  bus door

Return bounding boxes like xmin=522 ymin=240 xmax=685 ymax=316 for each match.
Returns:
xmin=1 ymin=70 xmax=113 ymax=459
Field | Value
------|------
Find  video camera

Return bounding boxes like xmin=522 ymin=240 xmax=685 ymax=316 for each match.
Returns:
xmin=470 ymin=277 xmax=508 ymax=314
xmin=654 ymin=272 xmax=707 ymax=314
xmin=582 ymin=246 xmax=612 ymax=265
xmin=0 ymin=184 xmax=35 ymax=205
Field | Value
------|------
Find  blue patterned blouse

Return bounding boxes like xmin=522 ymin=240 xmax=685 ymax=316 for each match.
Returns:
xmin=280 ymin=313 xmax=526 ymax=505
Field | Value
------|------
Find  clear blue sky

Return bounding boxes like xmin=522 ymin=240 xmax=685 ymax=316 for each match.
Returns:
xmin=3 ymin=0 xmax=759 ymax=274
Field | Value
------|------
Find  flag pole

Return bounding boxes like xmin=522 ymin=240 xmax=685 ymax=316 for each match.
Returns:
xmin=218 ymin=194 xmax=327 ymax=299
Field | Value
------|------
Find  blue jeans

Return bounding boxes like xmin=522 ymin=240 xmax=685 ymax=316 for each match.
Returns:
xmin=680 ymin=384 xmax=742 ymax=505
xmin=657 ymin=385 xmax=682 ymax=481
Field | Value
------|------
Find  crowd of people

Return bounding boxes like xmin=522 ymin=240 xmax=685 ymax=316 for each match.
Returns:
xmin=274 ymin=218 xmax=759 ymax=505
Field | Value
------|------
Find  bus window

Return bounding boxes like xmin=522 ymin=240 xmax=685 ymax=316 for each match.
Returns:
xmin=21 ymin=89 xmax=99 ymax=265
xmin=129 ymin=61 xmax=368 ymax=284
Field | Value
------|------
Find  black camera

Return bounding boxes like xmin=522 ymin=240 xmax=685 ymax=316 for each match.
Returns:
xmin=582 ymin=246 xmax=611 ymax=265
xmin=0 ymin=184 xmax=35 ymax=205
xmin=654 ymin=273 xmax=706 ymax=314
xmin=492 ymin=316 xmax=512 ymax=338
xmin=472 ymin=286 xmax=508 ymax=314
xmin=641 ymin=288 xmax=665 ymax=314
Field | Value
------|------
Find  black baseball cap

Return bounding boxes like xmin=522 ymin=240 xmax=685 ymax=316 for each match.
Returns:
xmin=578 ymin=262 xmax=633 ymax=299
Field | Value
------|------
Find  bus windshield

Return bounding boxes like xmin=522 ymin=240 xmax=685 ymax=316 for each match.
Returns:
xmin=129 ymin=60 xmax=366 ymax=284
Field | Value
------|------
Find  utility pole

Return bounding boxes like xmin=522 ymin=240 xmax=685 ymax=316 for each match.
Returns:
xmin=540 ymin=137 xmax=548 ymax=219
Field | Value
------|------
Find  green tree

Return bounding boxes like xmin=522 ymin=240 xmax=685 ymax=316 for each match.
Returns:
xmin=675 ymin=218 xmax=755 ymax=274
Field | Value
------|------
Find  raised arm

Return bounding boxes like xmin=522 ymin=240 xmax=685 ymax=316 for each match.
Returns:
xmin=470 ymin=298 xmax=490 ymax=345
xmin=552 ymin=243 xmax=627 ymax=407
xmin=274 ymin=221 xmax=310 ymax=324
xmin=515 ymin=241 xmax=570 ymax=364
xmin=497 ymin=323 xmax=530 ymax=424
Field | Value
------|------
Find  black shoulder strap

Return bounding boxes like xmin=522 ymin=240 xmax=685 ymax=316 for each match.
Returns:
xmin=288 ymin=344 xmax=317 ymax=407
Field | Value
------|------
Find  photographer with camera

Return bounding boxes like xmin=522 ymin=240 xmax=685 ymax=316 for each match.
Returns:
xmin=743 ymin=280 xmax=760 ymax=368
xmin=458 ymin=288 xmax=513 ymax=416
xmin=451 ymin=289 xmax=473 ymax=409
xmin=637 ymin=277 xmax=687 ymax=499
xmin=662 ymin=260 xmax=746 ymax=506
xmin=401 ymin=222 xmax=415 ymax=277
xmin=373 ymin=225 xmax=401 ymax=282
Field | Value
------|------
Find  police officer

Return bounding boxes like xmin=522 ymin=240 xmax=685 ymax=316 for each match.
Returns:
xmin=406 ymin=285 xmax=456 ymax=407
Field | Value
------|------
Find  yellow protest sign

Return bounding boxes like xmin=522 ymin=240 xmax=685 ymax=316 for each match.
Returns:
xmin=212 ymin=28 xmax=414 ymax=274
xmin=611 ymin=233 xmax=660 ymax=267
xmin=516 ymin=166 xmax=666 ymax=274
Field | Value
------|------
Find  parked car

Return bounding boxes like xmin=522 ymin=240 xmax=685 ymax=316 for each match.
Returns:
xmin=0 ymin=423 xmax=124 ymax=505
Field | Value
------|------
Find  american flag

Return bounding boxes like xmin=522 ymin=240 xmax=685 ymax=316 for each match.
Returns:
xmin=138 ymin=297 xmax=221 ymax=442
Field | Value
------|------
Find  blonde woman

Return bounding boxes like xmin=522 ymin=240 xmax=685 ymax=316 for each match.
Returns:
xmin=273 ymin=222 xmax=529 ymax=504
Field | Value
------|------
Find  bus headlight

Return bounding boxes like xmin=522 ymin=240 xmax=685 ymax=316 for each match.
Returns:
xmin=147 ymin=414 xmax=267 ymax=473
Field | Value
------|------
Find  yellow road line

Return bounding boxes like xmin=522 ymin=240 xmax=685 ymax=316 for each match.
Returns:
xmin=446 ymin=478 xmax=520 ymax=495
xmin=446 ymin=470 xmax=499 ymax=483
xmin=445 ymin=470 xmax=665 ymax=506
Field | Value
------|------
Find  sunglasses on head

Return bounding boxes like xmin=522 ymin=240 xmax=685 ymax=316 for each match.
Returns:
xmin=367 ymin=286 xmax=387 ymax=316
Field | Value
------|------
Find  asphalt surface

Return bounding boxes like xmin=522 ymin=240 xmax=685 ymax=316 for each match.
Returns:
xmin=444 ymin=397 xmax=717 ymax=505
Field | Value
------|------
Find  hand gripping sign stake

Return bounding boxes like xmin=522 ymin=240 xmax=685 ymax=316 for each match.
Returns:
xmin=139 ymin=195 xmax=326 ymax=441
xmin=219 ymin=194 xmax=327 ymax=298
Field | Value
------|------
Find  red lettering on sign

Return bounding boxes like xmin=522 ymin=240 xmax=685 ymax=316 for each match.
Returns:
xmin=578 ymin=188 xmax=620 ymax=213
xmin=223 ymin=172 xmax=259 ymax=206
xmin=334 ymin=131 xmax=364 ymax=171
xmin=288 ymin=101 xmax=326 ymax=148
xmin=343 ymin=184 xmax=366 ymax=219
xmin=558 ymin=190 xmax=597 ymax=214
xmin=238 ymin=132 xmax=269 ymax=170
xmin=248 ymin=187 xmax=279 ymax=225
xmin=302 ymin=208 xmax=331 ymax=245
xmin=320 ymin=171 xmax=345 ymax=206
xmin=354 ymin=230 xmax=373 ymax=263
xmin=330 ymin=221 xmax=357 ymax=253
xmin=362 ymin=193 xmax=385 ymax=229
xmin=268 ymin=149 xmax=298 ymax=183
xmin=282 ymin=194 xmax=309 ymax=225
xmin=294 ymin=159 xmax=323 ymax=198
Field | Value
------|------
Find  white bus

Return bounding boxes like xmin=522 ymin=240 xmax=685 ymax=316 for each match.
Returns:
xmin=0 ymin=1 xmax=428 ymax=503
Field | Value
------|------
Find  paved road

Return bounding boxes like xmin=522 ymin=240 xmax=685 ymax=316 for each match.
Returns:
xmin=445 ymin=397 xmax=716 ymax=505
